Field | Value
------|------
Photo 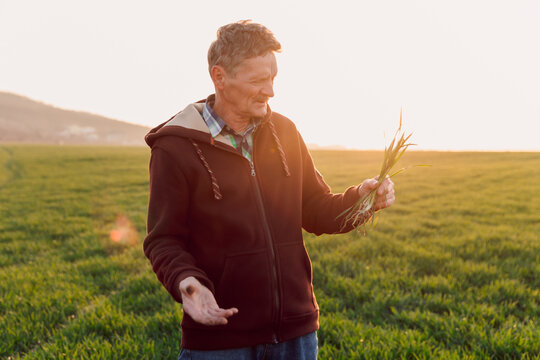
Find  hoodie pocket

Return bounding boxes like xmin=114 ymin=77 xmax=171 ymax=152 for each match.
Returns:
xmin=278 ymin=242 xmax=317 ymax=319
xmin=213 ymin=249 xmax=273 ymax=330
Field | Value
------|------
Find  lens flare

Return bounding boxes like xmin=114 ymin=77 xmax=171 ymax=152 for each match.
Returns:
xmin=110 ymin=230 xmax=122 ymax=242
xmin=108 ymin=214 xmax=138 ymax=246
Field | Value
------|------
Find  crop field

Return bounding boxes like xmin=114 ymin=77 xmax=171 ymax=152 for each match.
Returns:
xmin=0 ymin=145 xmax=539 ymax=359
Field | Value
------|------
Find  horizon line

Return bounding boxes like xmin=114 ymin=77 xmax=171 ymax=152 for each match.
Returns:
xmin=2 ymin=90 xmax=538 ymax=153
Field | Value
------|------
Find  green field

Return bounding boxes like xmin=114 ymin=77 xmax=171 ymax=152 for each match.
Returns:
xmin=1 ymin=145 xmax=539 ymax=359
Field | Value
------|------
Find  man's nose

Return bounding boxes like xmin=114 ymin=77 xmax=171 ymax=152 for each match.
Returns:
xmin=261 ymin=80 xmax=274 ymax=98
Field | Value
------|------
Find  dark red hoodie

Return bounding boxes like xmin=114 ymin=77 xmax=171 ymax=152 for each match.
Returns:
xmin=144 ymin=99 xmax=362 ymax=350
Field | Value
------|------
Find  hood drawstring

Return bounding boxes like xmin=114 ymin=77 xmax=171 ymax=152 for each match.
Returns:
xmin=190 ymin=120 xmax=289 ymax=201
xmin=268 ymin=120 xmax=291 ymax=177
xmin=190 ymin=139 xmax=223 ymax=200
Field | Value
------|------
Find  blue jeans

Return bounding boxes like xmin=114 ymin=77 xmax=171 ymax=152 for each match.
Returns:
xmin=177 ymin=331 xmax=318 ymax=360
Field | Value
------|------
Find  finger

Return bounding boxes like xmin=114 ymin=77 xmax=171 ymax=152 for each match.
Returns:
xmin=377 ymin=195 xmax=395 ymax=210
xmin=190 ymin=308 xmax=225 ymax=326
xmin=195 ymin=306 xmax=238 ymax=324
xmin=380 ymin=182 xmax=394 ymax=198
xmin=383 ymin=186 xmax=394 ymax=197
xmin=379 ymin=177 xmax=393 ymax=191
xmin=211 ymin=317 xmax=228 ymax=325
xmin=374 ymin=187 xmax=393 ymax=202
xmin=209 ymin=307 xmax=238 ymax=318
xmin=377 ymin=176 xmax=395 ymax=196
xmin=365 ymin=179 xmax=378 ymax=189
xmin=201 ymin=308 xmax=238 ymax=325
xmin=359 ymin=178 xmax=378 ymax=196
xmin=205 ymin=307 xmax=228 ymax=319
xmin=373 ymin=192 xmax=394 ymax=210
xmin=386 ymin=179 xmax=394 ymax=192
xmin=200 ymin=314 xmax=229 ymax=326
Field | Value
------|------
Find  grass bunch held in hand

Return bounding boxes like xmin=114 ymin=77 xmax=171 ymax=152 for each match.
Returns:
xmin=339 ymin=108 xmax=424 ymax=232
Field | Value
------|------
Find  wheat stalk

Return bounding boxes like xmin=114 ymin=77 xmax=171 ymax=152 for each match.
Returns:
xmin=338 ymin=107 xmax=426 ymax=233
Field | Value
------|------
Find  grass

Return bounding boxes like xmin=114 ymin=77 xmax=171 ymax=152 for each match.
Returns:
xmin=0 ymin=145 xmax=538 ymax=359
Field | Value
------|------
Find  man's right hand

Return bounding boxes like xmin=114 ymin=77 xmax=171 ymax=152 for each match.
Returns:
xmin=179 ymin=276 xmax=239 ymax=326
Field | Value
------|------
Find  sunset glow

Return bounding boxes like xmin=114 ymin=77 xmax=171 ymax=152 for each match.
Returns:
xmin=1 ymin=1 xmax=539 ymax=150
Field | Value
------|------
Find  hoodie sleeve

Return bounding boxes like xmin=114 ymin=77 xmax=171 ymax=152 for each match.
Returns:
xmin=144 ymin=146 xmax=214 ymax=303
xmin=298 ymin=133 xmax=364 ymax=235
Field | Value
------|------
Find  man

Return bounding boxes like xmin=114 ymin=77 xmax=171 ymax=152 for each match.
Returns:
xmin=144 ymin=20 xmax=394 ymax=359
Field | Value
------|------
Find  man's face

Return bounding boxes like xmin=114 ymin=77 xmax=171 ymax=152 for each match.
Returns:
xmin=221 ymin=52 xmax=277 ymax=120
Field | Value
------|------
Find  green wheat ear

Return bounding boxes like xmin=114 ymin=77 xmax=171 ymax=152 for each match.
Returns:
xmin=338 ymin=107 xmax=430 ymax=234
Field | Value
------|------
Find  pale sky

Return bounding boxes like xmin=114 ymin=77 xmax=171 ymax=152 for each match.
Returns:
xmin=1 ymin=0 xmax=539 ymax=150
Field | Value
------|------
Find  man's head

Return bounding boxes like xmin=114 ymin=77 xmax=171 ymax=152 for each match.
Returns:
xmin=208 ymin=21 xmax=281 ymax=121
xmin=208 ymin=20 xmax=281 ymax=76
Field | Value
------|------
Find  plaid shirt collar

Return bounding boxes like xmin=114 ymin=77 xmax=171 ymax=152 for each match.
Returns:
xmin=202 ymin=96 xmax=258 ymax=138
xmin=202 ymin=98 xmax=229 ymax=138
xmin=202 ymin=95 xmax=260 ymax=163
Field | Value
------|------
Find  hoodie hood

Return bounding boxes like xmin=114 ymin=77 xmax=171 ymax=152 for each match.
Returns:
xmin=144 ymin=97 xmax=290 ymax=201
xmin=145 ymin=96 xmax=273 ymax=149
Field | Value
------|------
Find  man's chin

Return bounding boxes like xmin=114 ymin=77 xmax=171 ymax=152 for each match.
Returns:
xmin=251 ymin=106 xmax=268 ymax=118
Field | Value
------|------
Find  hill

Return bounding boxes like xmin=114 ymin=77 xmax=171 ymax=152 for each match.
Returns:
xmin=0 ymin=92 xmax=150 ymax=145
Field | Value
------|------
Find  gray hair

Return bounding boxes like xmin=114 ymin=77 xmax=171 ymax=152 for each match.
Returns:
xmin=208 ymin=20 xmax=281 ymax=75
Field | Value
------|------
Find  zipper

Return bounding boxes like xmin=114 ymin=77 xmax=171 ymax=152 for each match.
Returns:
xmin=208 ymin=132 xmax=282 ymax=342
xmin=249 ymin=159 xmax=281 ymax=343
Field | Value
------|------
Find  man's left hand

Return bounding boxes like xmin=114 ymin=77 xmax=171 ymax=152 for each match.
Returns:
xmin=358 ymin=176 xmax=395 ymax=211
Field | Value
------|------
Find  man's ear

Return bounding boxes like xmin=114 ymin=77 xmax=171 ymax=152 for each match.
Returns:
xmin=211 ymin=65 xmax=227 ymax=90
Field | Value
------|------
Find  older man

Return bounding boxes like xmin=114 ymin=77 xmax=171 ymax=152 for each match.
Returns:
xmin=144 ymin=20 xmax=394 ymax=360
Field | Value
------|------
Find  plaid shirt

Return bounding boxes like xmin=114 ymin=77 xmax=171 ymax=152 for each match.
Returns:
xmin=202 ymin=100 xmax=258 ymax=163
